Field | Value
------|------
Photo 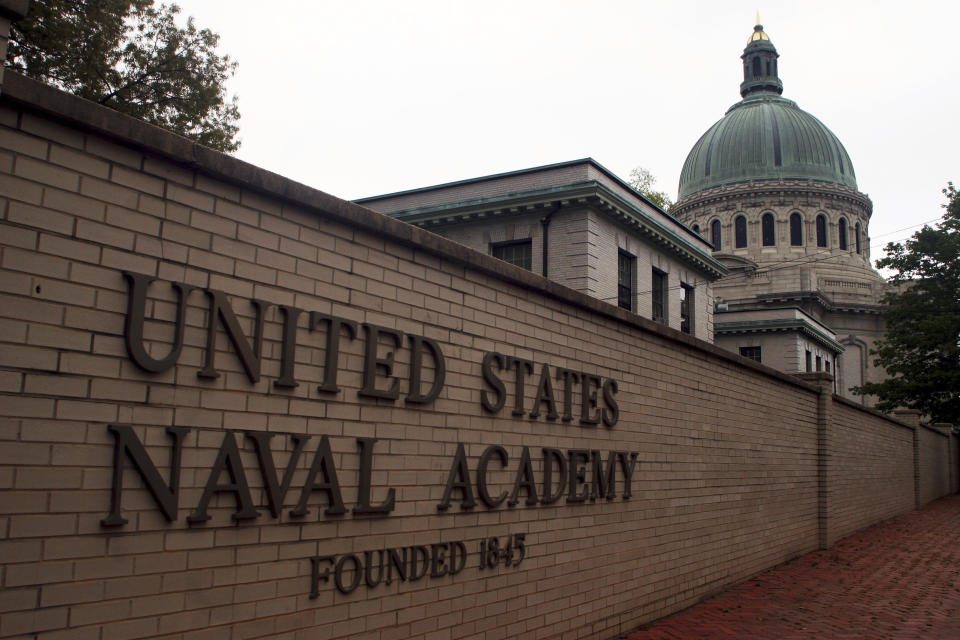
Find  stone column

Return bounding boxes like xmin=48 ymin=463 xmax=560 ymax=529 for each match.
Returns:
xmin=0 ymin=1 xmax=29 ymax=96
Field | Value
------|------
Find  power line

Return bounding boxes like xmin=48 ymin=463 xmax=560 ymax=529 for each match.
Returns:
xmin=869 ymin=217 xmax=942 ymax=240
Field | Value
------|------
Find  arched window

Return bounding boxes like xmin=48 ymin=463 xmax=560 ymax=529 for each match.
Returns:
xmin=735 ymin=215 xmax=747 ymax=248
xmin=762 ymin=213 xmax=775 ymax=246
xmin=789 ymin=212 xmax=803 ymax=246
xmin=855 ymin=222 xmax=862 ymax=254
xmin=816 ymin=214 xmax=827 ymax=247
xmin=711 ymin=219 xmax=722 ymax=249
xmin=839 ymin=217 xmax=848 ymax=250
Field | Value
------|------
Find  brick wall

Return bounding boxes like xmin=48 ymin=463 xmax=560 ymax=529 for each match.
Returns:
xmin=827 ymin=400 xmax=915 ymax=543
xmin=918 ymin=426 xmax=952 ymax=506
xmin=951 ymin=432 xmax=960 ymax=495
xmin=0 ymin=74 xmax=956 ymax=640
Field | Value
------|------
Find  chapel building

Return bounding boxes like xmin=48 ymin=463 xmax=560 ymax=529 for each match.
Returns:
xmin=673 ymin=22 xmax=888 ymax=402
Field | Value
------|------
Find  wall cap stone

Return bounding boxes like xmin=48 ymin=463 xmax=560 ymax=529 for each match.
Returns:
xmin=834 ymin=394 xmax=917 ymax=433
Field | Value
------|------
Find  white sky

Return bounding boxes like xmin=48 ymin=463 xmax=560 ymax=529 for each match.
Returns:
xmin=173 ymin=0 xmax=959 ymax=259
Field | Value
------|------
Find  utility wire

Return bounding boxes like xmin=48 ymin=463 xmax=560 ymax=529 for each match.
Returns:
xmin=869 ymin=217 xmax=942 ymax=240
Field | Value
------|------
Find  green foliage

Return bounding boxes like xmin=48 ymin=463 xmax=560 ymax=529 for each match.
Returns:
xmin=628 ymin=167 xmax=674 ymax=212
xmin=855 ymin=183 xmax=960 ymax=424
xmin=7 ymin=0 xmax=240 ymax=152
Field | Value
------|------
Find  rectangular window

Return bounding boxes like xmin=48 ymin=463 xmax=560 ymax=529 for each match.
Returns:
xmin=651 ymin=269 xmax=666 ymax=323
xmin=491 ymin=239 xmax=532 ymax=271
xmin=740 ymin=346 xmax=761 ymax=362
xmin=618 ymin=250 xmax=635 ymax=311
xmin=816 ymin=355 xmax=822 ymax=371
xmin=825 ymin=360 xmax=831 ymax=373
xmin=805 ymin=350 xmax=812 ymax=372
xmin=680 ymin=283 xmax=694 ymax=334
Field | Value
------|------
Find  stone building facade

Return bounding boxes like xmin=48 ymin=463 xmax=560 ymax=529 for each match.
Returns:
xmin=358 ymin=159 xmax=725 ymax=343
xmin=674 ymin=23 xmax=888 ymax=402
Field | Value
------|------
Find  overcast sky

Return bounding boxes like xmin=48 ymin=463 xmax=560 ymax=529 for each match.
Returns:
xmin=173 ymin=0 xmax=958 ymax=259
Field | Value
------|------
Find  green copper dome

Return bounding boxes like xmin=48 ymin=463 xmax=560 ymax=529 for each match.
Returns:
xmin=678 ymin=24 xmax=858 ymax=200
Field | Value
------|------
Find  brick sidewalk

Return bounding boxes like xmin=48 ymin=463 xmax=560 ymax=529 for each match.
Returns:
xmin=625 ymin=494 xmax=960 ymax=640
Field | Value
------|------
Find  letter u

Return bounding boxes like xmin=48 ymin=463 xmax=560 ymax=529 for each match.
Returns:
xmin=123 ymin=271 xmax=196 ymax=373
xmin=365 ymin=549 xmax=385 ymax=587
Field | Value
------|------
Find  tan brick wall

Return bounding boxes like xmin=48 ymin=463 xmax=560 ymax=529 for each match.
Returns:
xmin=918 ymin=426 xmax=951 ymax=506
xmin=951 ymin=433 xmax=960 ymax=495
xmin=0 ymin=83 xmax=954 ymax=640
xmin=827 ymin=401 xmax=914 ymax=543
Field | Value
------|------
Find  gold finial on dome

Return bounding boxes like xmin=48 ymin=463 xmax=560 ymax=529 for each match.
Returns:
xmin=749 ymin=14 xmax=770 ymax=43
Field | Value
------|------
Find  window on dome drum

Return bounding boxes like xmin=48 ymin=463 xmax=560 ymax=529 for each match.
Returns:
xmin=762 ymin=213 xmax=775 ymax=246
xmin=855 ymin=222 xmax=862 ymax=253
xmin=491 ymin=239 xmax=532 ymax=271
xmin=651 ymin=269 xmax=666 ymax=324
xmin=752 ymin=57 xmax=761 ymax=77
xmin=838 ymin=218 xmax=848 ymax=250
xmin=816 ymin=215 xmax=828 ymax=247
xmin=790 ymin=213 xmax=803 ymax=246
xmin=735 ymin=216 xmax=747 ymax=248
xmin=617 ymin=250 xmax=635 ymax=311
xmin=692 ymin=223 xmax=700 ymax=233
xmin=740 ymin=346 xmax=761 ymax=362
xmin=680 ymin=283 xmax=694 ymax=334
xmin=711 ymin=219 xmax=722 ymax=249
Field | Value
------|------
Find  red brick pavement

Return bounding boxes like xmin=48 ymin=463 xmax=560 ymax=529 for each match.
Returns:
xmin=625 ymin=494 xmax=960 ymax=640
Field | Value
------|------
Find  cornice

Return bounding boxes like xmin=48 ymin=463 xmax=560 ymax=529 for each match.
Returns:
xmin=723 ymin=289 xmax=887 ymax=315
xmin=675 ymin=179 xmax=873 ymax=218
xmin=715 ymin=318 xmax=845 ymax=353
xmin=388 ymin=181 xmax=729 ymax=280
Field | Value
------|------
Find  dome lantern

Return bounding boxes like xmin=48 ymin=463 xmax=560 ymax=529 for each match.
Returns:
xmin=740 ymin=23 xmax=783 ymax=98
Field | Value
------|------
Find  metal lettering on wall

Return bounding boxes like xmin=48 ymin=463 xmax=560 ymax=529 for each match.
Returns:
xmin=108 ymin=271 xmax=636 ymax=595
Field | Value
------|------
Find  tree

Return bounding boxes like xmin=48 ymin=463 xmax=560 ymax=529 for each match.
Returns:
xmin=855 ymin=183 xmax=960 ymax=424
xmin=6 ymin=0 xmax=240 ymax=152
xmin=628 ymin=166 xmax=673 ymax=212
